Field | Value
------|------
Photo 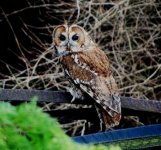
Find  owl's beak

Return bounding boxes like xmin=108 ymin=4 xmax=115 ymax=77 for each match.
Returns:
xmin=67 ymin=42 xmax=70 ymax=51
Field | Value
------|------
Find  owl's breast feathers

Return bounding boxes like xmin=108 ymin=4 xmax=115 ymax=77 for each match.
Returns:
xmin=62 ymin=47 xmax=111 ymax=79
xmin=61 ymin=47 xmax=121 ymax=128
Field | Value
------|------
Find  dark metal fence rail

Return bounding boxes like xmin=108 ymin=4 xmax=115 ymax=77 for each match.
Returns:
xmin=0 ymin=89 xmax=161 ymax=113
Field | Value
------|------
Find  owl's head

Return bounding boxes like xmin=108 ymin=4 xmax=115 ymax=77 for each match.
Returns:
xmin=52 ymin=24 xmax=93 ymax=56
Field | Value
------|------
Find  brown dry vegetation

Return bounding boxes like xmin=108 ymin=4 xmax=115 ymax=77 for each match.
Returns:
xmin=0 ymin=0 xmax=161 ymax=135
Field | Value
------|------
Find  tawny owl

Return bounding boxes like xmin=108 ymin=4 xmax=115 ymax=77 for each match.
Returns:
xmin=52 ymin=24 xmax=121 ymax=130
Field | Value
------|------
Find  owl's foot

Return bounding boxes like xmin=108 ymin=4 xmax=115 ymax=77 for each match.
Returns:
xmin=71 ymin=96 xmax=76 ymax=103
xmin=68 ymin=87 xmax=84 ymax=103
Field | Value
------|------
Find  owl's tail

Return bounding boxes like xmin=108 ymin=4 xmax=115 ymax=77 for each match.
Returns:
xmin=95 ymin=102 xmax=121 ymax=131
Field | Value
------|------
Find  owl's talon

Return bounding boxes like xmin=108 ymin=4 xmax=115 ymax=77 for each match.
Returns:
xmin=71 ymin=96 xmax=76 ymax=103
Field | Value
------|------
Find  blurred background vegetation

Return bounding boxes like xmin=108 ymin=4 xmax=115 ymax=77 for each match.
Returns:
xmin=0 ymin=0 xmax=161 ymax=135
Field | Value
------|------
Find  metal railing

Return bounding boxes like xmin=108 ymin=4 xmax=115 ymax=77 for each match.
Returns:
xmin=0 ymin=88 xmax=161 ymax=149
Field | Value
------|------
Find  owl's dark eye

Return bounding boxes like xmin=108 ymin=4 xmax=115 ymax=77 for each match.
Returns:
xmin=59 ymin=34 xmax=66 ymax=41
xmin=72 ymin=34 xmax=79 ymax=41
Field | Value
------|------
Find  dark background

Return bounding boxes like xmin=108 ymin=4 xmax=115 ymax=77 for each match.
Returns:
xmin=0 ymin=0 xmax=76 ymax=74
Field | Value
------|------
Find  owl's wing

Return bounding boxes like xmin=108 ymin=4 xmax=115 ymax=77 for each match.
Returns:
xmin=62 ymin=47 xmax=121 ymax=128
xmin=79 ymin=75 xmax=121 ymax=128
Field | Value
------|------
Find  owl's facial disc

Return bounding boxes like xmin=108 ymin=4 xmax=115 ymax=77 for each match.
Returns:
xmin=68 ymin=25 xmax=86 ymax=52
xmin=53 ymin=24 xmax=92 ymax=56
xmin=53 ymin=25 xmax=69 ymax=56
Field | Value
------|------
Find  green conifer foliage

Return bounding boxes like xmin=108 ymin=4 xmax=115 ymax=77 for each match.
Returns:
xmin=0 ymin=98 xmax=120 ymax=150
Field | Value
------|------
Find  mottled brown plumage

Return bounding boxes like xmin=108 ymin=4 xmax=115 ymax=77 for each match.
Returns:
xmin=52 ymin=24 xmax=121 ymax=130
